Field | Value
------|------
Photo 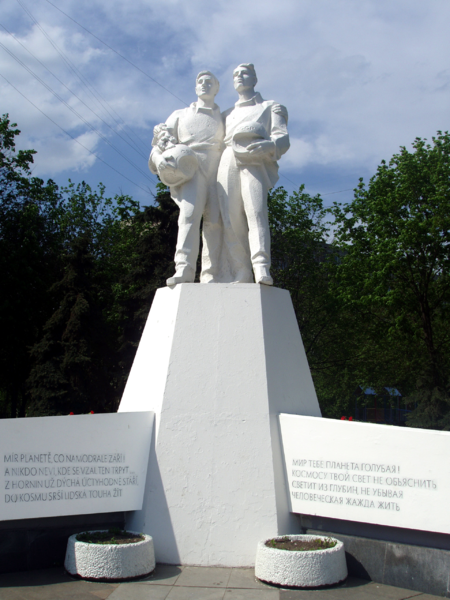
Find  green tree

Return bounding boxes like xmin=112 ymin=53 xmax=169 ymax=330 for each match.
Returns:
xmin=0 ymin=115 xmax=62 ymax=417
xmin=0 ymin=116 xmax=173 ymax=416
xmin=27 ymin=234 xmax=114 ymax=415
xmin=26 ymin=181 xmax=141 ymax=415
xmin=268 ymin=186 xmax=355 ymax=418
xmin=332 ymin=132 xmax=450 ymax=429
xmin=269 ymin=186 xmax=332 ymax=361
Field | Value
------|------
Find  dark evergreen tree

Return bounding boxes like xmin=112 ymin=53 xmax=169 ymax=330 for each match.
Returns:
xmin=26 ymin=180 xmax=142 ymax=415
xmin=115 ymin=183 xmax=179 ymax=398
xmin=27 ymin=233 xmax=116 ymax=415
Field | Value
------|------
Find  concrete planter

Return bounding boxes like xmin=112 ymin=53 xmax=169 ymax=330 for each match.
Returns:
xmin=255 ymin=534 xmax=347 ymax=588
xmin=64 ymin=531 xmax=155 ymax=581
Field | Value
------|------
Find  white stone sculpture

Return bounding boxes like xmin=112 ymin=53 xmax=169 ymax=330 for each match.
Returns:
xmin=149 ymin=71 xmax=224 ymax=285
xmin=217 ymin=63 xmax=290 ymax=285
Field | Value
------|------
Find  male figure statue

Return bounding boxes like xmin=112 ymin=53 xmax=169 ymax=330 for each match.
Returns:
xmin=217 ymin=64 xmax=289 ymax=285
xmin=149 ymin=71 xmax=224 ymax=285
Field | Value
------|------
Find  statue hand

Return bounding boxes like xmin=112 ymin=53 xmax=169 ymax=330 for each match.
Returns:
xmin=156 ymin=154 xmax=170 ymax=171
xmin=246 ymin=140 xmax=276 ymax=157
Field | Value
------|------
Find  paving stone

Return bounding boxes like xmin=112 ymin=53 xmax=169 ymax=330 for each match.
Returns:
xmin=14 ymin=582 xmax=114 ymax=600
xmin=280 ymin=590 xmax=344 ymax=600
xmin=364 ymin=582 xmax=423 ymax=598
xmin=0 ymin=573 xmax=118 ymax=600
xmin=46 ymin=581 xmax=117 ymax=597
xmin=0 ymin=568 xmax=71 ymax=587
xmin=139 ymin=565 xmax=184 ymax=586
xmin=109 ymin=582 xmax=171 ymax=599
xmin=321 ymin=591 xmax=395 ymax=600
xmin=90 ymin=587 xmax=118 ymax=600
xmin=167 ymin=587 xmax=226 ymax=599
xmin=0 ymin=565 xmax=446 ymax=600
xmin=65 ymin=582 xmax=118 ymax=598
xmin=0 ymin=587 xmax=100 ymax=600
xmin=174 ymin=567 xmax=231 ymax=588
xmin=227 ymin=569 xmax=270 ymax=589
xmin=0 ymin=589 xmax=29 ymax=600
xmin=224 ymin=588 xmax=280 ymax=599
xmin=278 ymin=577 xmax=390 ymax=600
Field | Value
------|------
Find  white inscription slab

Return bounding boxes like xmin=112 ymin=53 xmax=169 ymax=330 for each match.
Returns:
xmin=280 ymin=414 xmax=450 ymax=534
xmin=0 ymin=412 xmax=153 ymax=521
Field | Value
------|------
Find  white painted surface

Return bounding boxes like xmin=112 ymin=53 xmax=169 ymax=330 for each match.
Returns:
xmin=64 ymin=532 xmax=155 ymax=580
xmin=119 ymin=283 xmax=321 ymax=566
xmin=255 ymin=535 xmax=347 ymax=588
xmin=280 ymin=414 xmax=450 ymax=534
xmin=0 ymin=412 xmax=153 ymax=521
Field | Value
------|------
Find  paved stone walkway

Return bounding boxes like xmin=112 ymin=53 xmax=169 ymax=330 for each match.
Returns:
xmin=0 ymin=565 xmax=442 ymax=600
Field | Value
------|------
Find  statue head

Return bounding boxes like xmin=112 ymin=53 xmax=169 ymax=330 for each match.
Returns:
xmin=233 ymin=63 xmax=257 ymax=93
xmin=195 ymin=71 xmax=220 ymax=102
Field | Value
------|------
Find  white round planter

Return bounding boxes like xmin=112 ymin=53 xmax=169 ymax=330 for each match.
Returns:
xmin=64 ymin=531 xmax=155 ymax=581
xmin=255 ymin=534 xmax=347 ymax=588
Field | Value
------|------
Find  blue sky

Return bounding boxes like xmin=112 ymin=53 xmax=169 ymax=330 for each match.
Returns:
xmin=1 ymin=0 xmax=449 ymax=208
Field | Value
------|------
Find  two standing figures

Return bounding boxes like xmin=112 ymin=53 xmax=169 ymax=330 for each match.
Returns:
xmin=149 ymin=64 xmax=290 ymax=286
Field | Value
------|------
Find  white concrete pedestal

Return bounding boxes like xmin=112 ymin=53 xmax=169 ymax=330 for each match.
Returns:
xmin=118 ymin=284 xmax=321 ymax=566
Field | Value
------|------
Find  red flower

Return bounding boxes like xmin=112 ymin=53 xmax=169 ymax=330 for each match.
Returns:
xmin=90 ymin=411 xmax=94 ymax=414
xmin=340 ymin=416 xmax=346 ymax=420
xmin=69 ymin=412 xmax=74 ymax=415
xmin=349 ymin=416 xmax=353 ymax=421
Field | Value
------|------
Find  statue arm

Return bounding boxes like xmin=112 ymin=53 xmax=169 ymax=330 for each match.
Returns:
xmin=246 ymin=104 xmax=289 ymax=161
xmin=270 ymin=104 xmax=290 ymax=160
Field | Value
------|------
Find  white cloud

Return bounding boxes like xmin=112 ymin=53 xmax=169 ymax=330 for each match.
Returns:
xmin=285 ymin=135 xmax=357 ymax=171
xmin=29 ymin=131 xmax=99 ymax=176
xmin=1 ymin=0 xmax=450 ymax=200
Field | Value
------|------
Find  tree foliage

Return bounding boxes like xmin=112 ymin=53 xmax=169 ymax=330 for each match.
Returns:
xmin=25 ymin=182 xmax=141 ymax=416
xmin=0 ymin=115 xmax=62 ymax=417
xmin=331 ymin=132 xmax=450 ymax=428
xmin=2 ymin=114 xmax=450 ymax=429
xmin=268 ymin=187 xmax=358 ymax=419
xmin=0 ymin=115 xmax=176 ymax=416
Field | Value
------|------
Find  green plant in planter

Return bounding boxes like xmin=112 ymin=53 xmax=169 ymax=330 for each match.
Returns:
xmin=76 ymin=528 xmax=144 ymax=545
xmin=265 ymin=536 xmax=337 ymax=551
